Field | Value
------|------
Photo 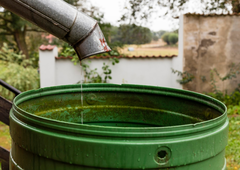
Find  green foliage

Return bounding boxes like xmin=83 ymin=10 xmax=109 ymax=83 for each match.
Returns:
xmin=214 ymin=63 xmax=240 ymax=81
xmin=172 ymin=62 xmax=240 ymax=116
xmin=59 ymin=43 xmax=76 ymax=58
xmin=208 ymin=90 xmax=240 ymax=107
xmin=152 ymin=30 xmax=167 ymax=41
xmin=79 ymin=57 xmax=119 ymax=84
xmin=102 ymin=63 xmax=112 ymax=83
xmin=152 ymin=34 xmax=159 ymax=41
xmin=173 ymin=63 xmax=240 ymax=104
xmin=168 ymin=33 xmax=178 ymax=45
xmin=171 ymin=68 xmax=195 ymax=84
xmin=227 ymin=105 xmax=240 ymax=115
xmin=209 ymin=63 xmax=240 ymax=94
xmin=226 ymin=116 xmax=240 ymax=167
xmin=206 ymin=63 xmax=240 ymax=115
xmin=81 ymin=62 xmax=102 ymax=83
xmin=161 ymin=33 xmax=170 ymax=45
xmin=64 ymin=0 xmax=79 ymax=5
xmin=113 ymin=24 xmax=152 ymax=45
xmin=162 ymin=32 xmax=178 ymax=45
xmin=0 ymin=43 xmax=39 ymax=100
xmin=0 ymin=43 xmax=34 ymax=67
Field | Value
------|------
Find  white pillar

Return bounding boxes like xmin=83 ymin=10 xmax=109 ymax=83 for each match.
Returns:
xmin=39 ymin=45 xmax=58 ymax=88
xmin=171 ymin=15 xmax=184 ymax=89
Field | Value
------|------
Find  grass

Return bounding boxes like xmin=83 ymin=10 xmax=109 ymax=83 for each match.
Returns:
xmin=0 ymin=122 xmax=10 ymax=170
xmin=226 ymin=116 xmax=240 ymax=169
xmin=0 ymin=117 xmax=240 ymax=169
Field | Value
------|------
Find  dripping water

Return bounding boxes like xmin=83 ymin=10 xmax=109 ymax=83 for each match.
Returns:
xmin=80 ymin=61 xmax=83 ymax=124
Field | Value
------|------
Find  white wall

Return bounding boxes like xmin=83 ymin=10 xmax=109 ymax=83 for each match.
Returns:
xmin=83 ymin=58 xmax=179 ymax=87
xmin=39 ymin=52 xmax=182 ymax=88
xmin=39 ymin=46 xmax=58 ymax=88
xmin=55 ymin=59 xmax=82 ymax=85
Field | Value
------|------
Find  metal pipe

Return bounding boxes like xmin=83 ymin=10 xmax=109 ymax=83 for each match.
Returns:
xmin=0 ymin=79 xmax=21 ymax=96
xmin=0 ymin=0 xmax=111 ymax=60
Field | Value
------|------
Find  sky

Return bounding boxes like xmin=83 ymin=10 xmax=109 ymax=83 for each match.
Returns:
xmin=90 ymin=0 xmax=179 ymax=32
xmin=88 ymin=0 xmax=233 ymax=31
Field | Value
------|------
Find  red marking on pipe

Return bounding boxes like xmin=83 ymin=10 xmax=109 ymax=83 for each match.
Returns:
xmin=99 ymin=38 xmax=110 ymax=52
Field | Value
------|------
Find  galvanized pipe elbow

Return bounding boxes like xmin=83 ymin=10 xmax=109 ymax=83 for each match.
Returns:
xmin=0 ymin=0 xmax=111 ymax=60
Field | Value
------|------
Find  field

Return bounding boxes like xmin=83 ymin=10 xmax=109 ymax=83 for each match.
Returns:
xmin=119 ymin=39 xmax=178 ymax=56
xmin=0 ymin=116 xmax=240 ymax=169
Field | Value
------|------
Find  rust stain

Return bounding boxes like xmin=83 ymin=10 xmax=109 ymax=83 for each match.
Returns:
xmin=99 ymin=38 xmax=111 ymax=52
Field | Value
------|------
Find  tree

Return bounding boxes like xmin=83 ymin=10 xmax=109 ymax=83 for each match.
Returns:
xmin=114 ymin=24 xmax=152 ymax=45
xmin=162 ymin=32 xmax=178 ymax=45
xmin=0 ymin=43 xmax=39 ymax=100
xmin=0 ymin=11 xmax=38 ymax=58
xmin=161 ymin=32 xmax=171 ymax=45
xmin=121 ymin=0 xmax=240 ymax=24
xmin=152 ymin=30 xmax=167 ymax=41
xmin=169 ymin=33 xmax=178 ymax=45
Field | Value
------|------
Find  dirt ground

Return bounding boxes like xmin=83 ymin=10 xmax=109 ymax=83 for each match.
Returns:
xmin=119 ymin=39 xmax=178 ymax=56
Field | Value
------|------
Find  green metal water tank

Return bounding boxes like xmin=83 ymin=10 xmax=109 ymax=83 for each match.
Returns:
xmin=10 ymin=84 xmax=228 ymax=170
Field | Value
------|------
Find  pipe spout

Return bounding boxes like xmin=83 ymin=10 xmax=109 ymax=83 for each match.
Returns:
xmin=0 ymin=0 xmax=111 ymax=60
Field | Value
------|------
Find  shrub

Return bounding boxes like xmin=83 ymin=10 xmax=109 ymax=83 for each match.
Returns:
xmin=0 ymin=43 xmax=39 ymax=100
xmin=161 ymin=32 xmax=170 ymax=45
xmin=162 ymin=32 xmax=178 ymax=45
xmin=169 ymin=33 xmax=178 ymax=44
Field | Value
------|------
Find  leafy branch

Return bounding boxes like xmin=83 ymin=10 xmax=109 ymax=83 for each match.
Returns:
xmin=171 ymin=68 xmax=195 ymax=84
xmin=79 ymin=57 xmax=119 ymax=84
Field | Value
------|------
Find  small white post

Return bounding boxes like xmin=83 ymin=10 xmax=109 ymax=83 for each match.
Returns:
xmin=39 ymin=45 xmax=58 ymax=88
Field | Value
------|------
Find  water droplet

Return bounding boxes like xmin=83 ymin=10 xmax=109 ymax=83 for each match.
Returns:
xmin=138 ymin=158 xmax=140 ymax=162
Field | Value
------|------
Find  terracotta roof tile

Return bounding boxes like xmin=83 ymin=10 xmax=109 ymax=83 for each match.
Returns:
xmin=55 ymin=55 xmax=177 ymax=60
xmin=185 ymin=12 xmax=240 ymax=17
xmin=39 ymin=45 xmax=56 ymax=51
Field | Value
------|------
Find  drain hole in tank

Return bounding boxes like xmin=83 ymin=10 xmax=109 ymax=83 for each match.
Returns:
xmin=158 ymin=150 xmax=167 ymax=159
